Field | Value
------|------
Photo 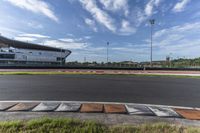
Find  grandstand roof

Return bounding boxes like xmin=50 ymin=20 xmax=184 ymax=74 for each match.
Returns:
xmin=0 ymin=35 xmax=71 ymax=53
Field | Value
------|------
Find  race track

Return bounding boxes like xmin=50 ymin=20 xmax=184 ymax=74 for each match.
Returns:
xmin=0 ymin=75 xmax=199 ymax=107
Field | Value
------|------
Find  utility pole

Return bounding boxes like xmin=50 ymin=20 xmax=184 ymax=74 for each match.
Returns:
xmin=149 ymin=19 xmax=155 ymax=67
xmin=84 ymin=56 xmax=86 ymax=62
xmin=107 ymin=42 xmax=109 ymax=64
xmin=60 ymin=48 xmax=62 ymax=66
xmin=169 ymin=53 xmax=173 ymax=68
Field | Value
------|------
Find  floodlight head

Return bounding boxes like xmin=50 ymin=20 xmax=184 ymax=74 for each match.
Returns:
xmin=149 ymin=19 xmax=155 ymax=25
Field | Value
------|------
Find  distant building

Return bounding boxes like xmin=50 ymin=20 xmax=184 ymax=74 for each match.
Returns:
xmin=0 ymin=36 xmax=71 ymax=65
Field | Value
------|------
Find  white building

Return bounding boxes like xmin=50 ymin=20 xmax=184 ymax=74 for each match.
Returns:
xmin=0 ymin=36 xmax=71 ymax=65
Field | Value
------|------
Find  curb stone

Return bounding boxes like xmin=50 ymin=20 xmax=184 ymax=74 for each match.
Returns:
xmin=148 ymin=106 xmax=180 ymax=117
xmin=80 ymin=103 xmax=103 ymax=113
xmin=8 ymin=102 xmax=38 ymax=111
xmin=0 ymin=102 xmax=17 ymax=111
xmin=0 ymin=101 xmax=199 ymax=120
xmin=32 ymin=102 xmax=60 ymax=112
xmin=55 ymin=102 xmax=81 ymax=112
xmin=125 ymin=104 xmax=154 ymax=115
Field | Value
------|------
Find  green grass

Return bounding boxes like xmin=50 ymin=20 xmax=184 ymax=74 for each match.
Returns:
xmin=0 ymin=118 xmax=107 ymax=133
xmin=0 ymin=71 xmax=200 ymax=79
xmin=0 ymin=71 xmax=92 ymax=75
xmin=0 ymin=118 xmax=199 ymax=133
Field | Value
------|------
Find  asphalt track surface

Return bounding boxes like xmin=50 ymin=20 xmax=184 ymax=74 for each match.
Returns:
xmin=0 ymin=75 xmax=199 ymax=107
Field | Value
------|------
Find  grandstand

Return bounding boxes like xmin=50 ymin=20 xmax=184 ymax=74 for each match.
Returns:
xmin=0 ymin=35 xmax=71 ymax=66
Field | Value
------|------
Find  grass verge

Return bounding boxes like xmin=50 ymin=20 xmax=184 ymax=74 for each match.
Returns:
xmin=0 ymin=118 xmax=199 ymax=133
xmin=0 ymin=71 xmax=200 ymax=79
xmin=0 ymin=71 xmax=92 ymax=75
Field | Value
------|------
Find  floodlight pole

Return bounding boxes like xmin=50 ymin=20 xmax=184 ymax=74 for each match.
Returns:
xmin=149 ymin=19 xmax=155 ymax=68
xmin=60 ymin=48 xmax=62 ymax=66
xmin=107 ymin=42 xmax=109 ymax=64
xmin=169 ymin=53 xmax=173 ymax=68
xmin=84 ymin=57 xmax=86 ymax=62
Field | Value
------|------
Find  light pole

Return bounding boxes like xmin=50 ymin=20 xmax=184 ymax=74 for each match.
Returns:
xmin=149 ymin=19 xmax=155 ymax=67
xmin=107 ymin=42 xmax=109 ymax=64
xmin=60 ymin=48 xmax=62 ymax=66
xmin=169 ymin=53 xmax=173 ymax=68
xmin=84 ymin=56 xmax=86 ymax=62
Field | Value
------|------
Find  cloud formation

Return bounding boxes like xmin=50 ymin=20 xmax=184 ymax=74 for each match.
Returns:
xmin=5 ymin=0 xmax=59 ymax=22
xmin=44 ymin=39 xmax=88 ymax=50
xmin=19 ymin=33 xmax=50 ymax=38
xmin=173 ymin=0 xmax=191 ymax=12
xmin=152 ymin=22 xmax=200 ymax=58
xmin=119 ymin=20 xmax=136 ymax=35
xmin=77 ymin=0 xmax=164 ymax=35
xmin=79 ymin=0 xmax=116 ymax=32
xmin=84 ymin=18 xmax=98 ymax=32
xmin=99 ymin=0 xmax=129 ymax=16
xmin=145 ymin=0 xmax=161 ymax=16
xmin=14 ymin=33 xmax=50 ymax=42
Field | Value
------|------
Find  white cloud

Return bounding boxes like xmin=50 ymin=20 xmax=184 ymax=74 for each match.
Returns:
xmin=44 ymin=36 xmax=91 ymax=50
xmin=99 ymin=0 xmax=129 ymax=16
xmin=13 ymin=33 xmax=89 ymax=50
xmin=145 ymin=0 xmax=161 ymax=16
xmin=79 ymin=0 xmax=116 ymax=32
xmin=0 ymin=27 xmax=24 ymax=37
xmin=79 ymin=0 xmax=139 ymax=35
xmin=84 ymin=18 xmax=98 ymax=32
xmin=152 ymin=22 xmax=200 ymax=58
xmin=59 ymin=38 xmax=75 ymax=43
xmin=153 ymin=22 xmax=200 ymax=39
xmin=66 ymin=33 xmax=74 ymax=37
xmin=5 ymin=0 xmax=59 ymax=22
xmin=14 ymin=36 xmax=37 ymax=42
xmin=19 ymin=33 xmax=50 ymax=38
xmin=129 ymin=0 xmax=162 ymax=28
xmin=14 ymin=33 xmax=50 ymax=43
xmin=84 ymin=36 xmax=92 ymax=39
xmin=119 ymin=20 xmax=136 ymax=35
xmin=44 ymin=39 xmax=88 ymax=49
xmin=173 ymin=0 xmax=191 ymax=12
xmin=27 ymin=21 xmax=43 ymax=29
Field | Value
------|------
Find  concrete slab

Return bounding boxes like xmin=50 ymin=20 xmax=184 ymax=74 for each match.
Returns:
xmin=55 ymin=103 xmax=81 ymax=112
xmin=0 ymin=102 xmax=17 ymax=111
xmin=80 ymin=103 xmax=103 ymax=113
xmin=8 ymin=103 xmax=39 ymax=111
xmin=174 ymin=108 xmax=200 ymax=120
xmin=148 ymin=106 xmax=180 ymax=117
xmin=125 ymin=104 xmax=154 ymax=115
xmin=104 ymin=104 xmax=127 ymax=114
xmin=32 ymin=102 xmax=60 ymax=112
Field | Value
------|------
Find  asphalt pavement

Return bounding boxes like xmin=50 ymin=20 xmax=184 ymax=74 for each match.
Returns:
xmin=0 ymin=75 xmax=199 ymax=107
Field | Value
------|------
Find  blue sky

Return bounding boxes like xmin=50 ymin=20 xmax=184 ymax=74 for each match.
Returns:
xmin=0 ymin=0 xmax=200 ymax=62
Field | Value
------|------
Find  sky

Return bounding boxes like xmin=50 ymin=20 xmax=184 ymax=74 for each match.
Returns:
xmin=0 ymin=0 xmax=200 ymax=62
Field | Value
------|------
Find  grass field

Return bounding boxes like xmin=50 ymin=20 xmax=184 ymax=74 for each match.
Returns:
xmin=0 ymin=118 xmax=199 ymax=133
xmin=0 ymin=71 xmax=200 ymax=79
